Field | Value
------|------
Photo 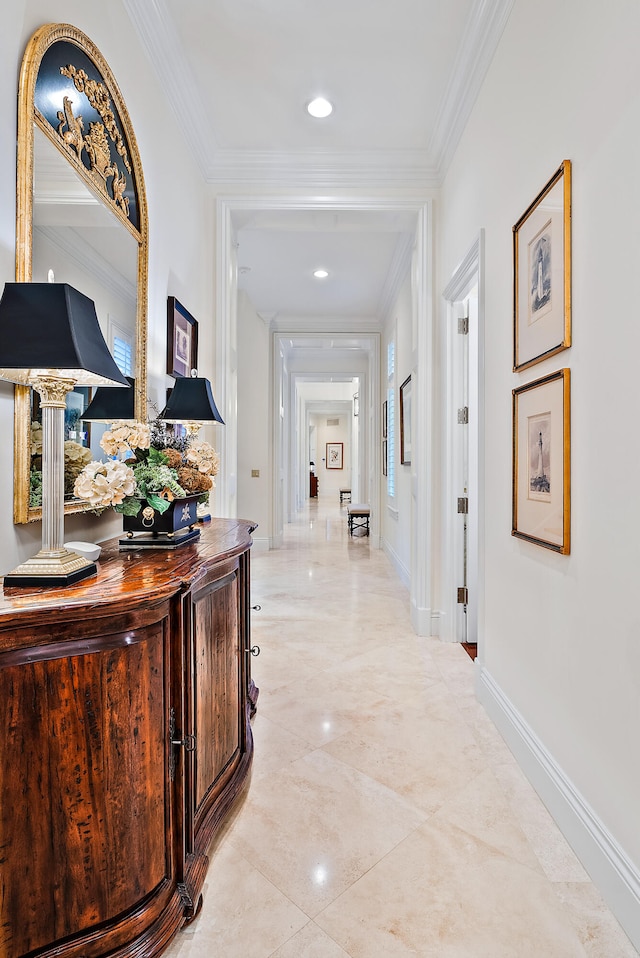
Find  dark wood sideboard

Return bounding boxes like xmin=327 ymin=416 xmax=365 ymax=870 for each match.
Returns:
xmin=0 ymin=518 xmax=258 ymax=958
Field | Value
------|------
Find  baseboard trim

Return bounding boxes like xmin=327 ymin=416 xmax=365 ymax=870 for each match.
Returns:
xmin=477 ymin=666 xmax=640 ymax=951
xmin=410 ymin=602 xmax=434 ymax=636
xmin=250 ymin=536 xmax=271 ymax=553
xmin=382 ymin=540 xmax=410 ymax=590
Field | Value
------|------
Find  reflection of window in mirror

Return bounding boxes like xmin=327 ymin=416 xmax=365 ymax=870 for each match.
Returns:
xmin=110 ymin=319 xmax=135 ymax=376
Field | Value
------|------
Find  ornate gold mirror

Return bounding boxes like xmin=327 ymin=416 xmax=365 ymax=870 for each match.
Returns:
xmin=14 ymin=23 xmax=147 ymax=523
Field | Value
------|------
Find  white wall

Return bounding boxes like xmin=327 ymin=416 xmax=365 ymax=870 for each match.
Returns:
xmin=237 ymin=291 xmax=270 ymax=548
xmin=313 ymin=411 xmax=350 ymax=500
xmin=439 ymin=0 xmax=640 ymax=943
xmin=1 ymin=2 xmax=217 ymax=571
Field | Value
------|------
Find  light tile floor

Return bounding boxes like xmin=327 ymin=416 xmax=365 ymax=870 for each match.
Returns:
xmin=164 ymin=496 xmax=637 ymax=957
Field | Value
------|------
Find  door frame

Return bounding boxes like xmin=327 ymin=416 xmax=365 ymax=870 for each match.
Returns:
xmin=216 ymin=196 xmax=432 ymax=588
xmin=442 ymin=231 xmax=485 ymax=651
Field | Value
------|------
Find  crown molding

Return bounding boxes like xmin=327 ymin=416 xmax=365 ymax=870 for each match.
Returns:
xmin=377 ymin=231 xmax=414 ymax=322
xmin=206 ymin=149 xmax=441 ymax=190
xmin=121 ymin=0 xmax=217 ymax=180
xmin=35 ymin=225 xmax=137 ymax=308
xmin=271 ymin=315 xmax=381 ymax=334
xmin=429 ymin=0 xmax=515 ymax=173
xmin=124 ymin=0 xmax=513 ymax=190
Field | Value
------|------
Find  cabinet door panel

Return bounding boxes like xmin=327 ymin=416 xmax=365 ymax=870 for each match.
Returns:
xmin=192 ymin=571 xmax=240 ymax=813
xmin=0 ymin=624 xmax=169 ymax=957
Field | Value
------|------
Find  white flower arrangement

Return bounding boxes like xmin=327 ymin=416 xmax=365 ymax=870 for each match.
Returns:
xmin=185 ymin=439 xmax=220 ymax=483
xmin=72 ymin=419 xmax=220 ymax=518
xmin=73 ymin=459 xmax=137 ymax=509
xmin=30 ymin=420 xmax=43 ymax=456
xmin=64 ymin=440 xmax=92 ymax=469
xmin=100 ymin=420 xmax=151 ymax=457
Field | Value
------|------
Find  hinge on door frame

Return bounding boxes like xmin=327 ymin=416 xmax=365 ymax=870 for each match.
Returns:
xmin=457 ymin=497 xmax=469 ymax=515
xmin=458 ymin=316 xmax=469 ymax=335
xmin=457 ymin=587 xmax=468 ymax=604
xmin=457 ymin=406 xmax=469 ymax=424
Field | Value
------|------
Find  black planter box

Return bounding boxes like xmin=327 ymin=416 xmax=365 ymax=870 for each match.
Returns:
xmin=120 ymin=494 xmax=201 ymax=548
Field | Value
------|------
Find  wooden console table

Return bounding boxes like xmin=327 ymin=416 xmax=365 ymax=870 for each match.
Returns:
xmin=0 ymin=519 xmax=258 ymax=958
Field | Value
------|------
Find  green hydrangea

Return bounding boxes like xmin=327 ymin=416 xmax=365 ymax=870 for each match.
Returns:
xmin=29 ymin=469 xmax=43 ymax=508
xmin=114 ymin=455 xmax=186 ymax=516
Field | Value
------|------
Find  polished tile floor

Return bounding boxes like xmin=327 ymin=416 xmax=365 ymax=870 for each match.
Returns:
xmin=164 ymin=496 xmax=637 ymax=957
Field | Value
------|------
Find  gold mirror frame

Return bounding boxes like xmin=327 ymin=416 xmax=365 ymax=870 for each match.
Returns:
xmin=14 ymin=23 xmax=148 ymax=523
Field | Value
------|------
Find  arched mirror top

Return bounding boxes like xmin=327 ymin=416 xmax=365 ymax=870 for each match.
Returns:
xmin=15 ymin=23 xmax=148 ymax=523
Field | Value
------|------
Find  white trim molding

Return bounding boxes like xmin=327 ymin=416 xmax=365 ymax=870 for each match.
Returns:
xmin=441 ymin=231 xmax=485 ymax=647
xmin=478 ymin=667 xmax=640 ymax=952
xmin=123 ymin=0 xmax=515 ymax=189
xmin=383 ymin=540 xmax=410 ymax=591
xmin=409 ymin=201 xmax=434 ymax=637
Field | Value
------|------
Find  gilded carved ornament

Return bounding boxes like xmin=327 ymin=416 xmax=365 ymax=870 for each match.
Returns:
xmin=55 ymin=64 xmax=132 ymax=217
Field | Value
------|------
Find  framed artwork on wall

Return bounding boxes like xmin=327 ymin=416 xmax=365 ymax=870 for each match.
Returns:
xmin=382 ymin=400 xmax=388 ymax=439
xmin=382 ymin=439 xmax=388 ymax=476
xmin=513 ymin=160 xmax=571 ymax=372
xmin=512 ymin=368 xmax=570 ymax=554
xmin=399 ymin=375 xmax=412 ymax=465
xmin=167 ymin=296 xmax=198 ymax=378
xmin=326 ymin=442 xmax=343 ymax=469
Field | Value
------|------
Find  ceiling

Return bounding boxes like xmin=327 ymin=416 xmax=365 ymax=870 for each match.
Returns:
xmin=122 ymin=0 xmax=513 ymax=329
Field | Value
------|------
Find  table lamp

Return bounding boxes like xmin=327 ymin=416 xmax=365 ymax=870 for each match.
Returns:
xmin=0 ymin=282 xmax=129 ymax=587
xmin=160 ymin=370 xmax=224 ymax=434
xmin=82 ymin=376 xmax=135 ymax=422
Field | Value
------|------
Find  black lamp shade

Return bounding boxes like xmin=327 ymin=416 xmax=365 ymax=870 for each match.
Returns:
xmin=83 ymin=377 xmax=135 ymax=421
xmin=0 ymin=283 xmax=129 ymax=387
xmin=161 ymin=376 xmax=224 ymax=424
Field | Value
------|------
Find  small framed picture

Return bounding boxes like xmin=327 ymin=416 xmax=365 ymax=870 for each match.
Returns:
xmin=513 ymin=160 xmax=571 ymax=371
xmin=512 ymin=368 xmax=570 ymax=553
xmin=382 ymin=400 xmax=388 ymax=439
xmin=326 ymin=442 xmax=343 ymax=470
xmin=167 ymin=296 xmax=198 ymax=378
xmin=399 ymin=375 xmax=412 ymax=465
xmin=382 ymin=439 xmax=388 ymax=477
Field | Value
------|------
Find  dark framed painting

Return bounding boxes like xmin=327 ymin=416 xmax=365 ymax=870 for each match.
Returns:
xmin=167 ymin=296 xmax=198 ymax=378
xmin=512 ymin=368 xmax=570 ymax=554
xmin=399 ymin=375 xmax=412 ymax=465
xmin=513 ymin=160 xmax=571 ymax=371
xmin=382 ymin=400 xmax=388 ymax=439
xmin=382 ymin=439 xmax=388 ymax=477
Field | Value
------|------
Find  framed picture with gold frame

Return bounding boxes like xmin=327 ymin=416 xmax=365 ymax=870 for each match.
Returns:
xmin=513 ymin=160 xmax=571 ymax=371
xmin=512 ymin=368 xmax=570 ymax=554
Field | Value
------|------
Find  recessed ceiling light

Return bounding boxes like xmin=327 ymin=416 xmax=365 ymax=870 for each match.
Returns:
xmin=313 ymin=269 xmax=329 ymax=279
xmin=307 ymin=97 xmax=333 ymax=119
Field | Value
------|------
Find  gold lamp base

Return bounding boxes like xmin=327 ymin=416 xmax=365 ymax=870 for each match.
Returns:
xmin=3 ymin=547 xmax=97 ymax=588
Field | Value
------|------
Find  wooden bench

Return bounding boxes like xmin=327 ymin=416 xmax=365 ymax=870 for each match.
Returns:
xmin=339 ymin=487 xmax=351 ymax=503
xmin=347 ymin=504 xmax=370 ymax=536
